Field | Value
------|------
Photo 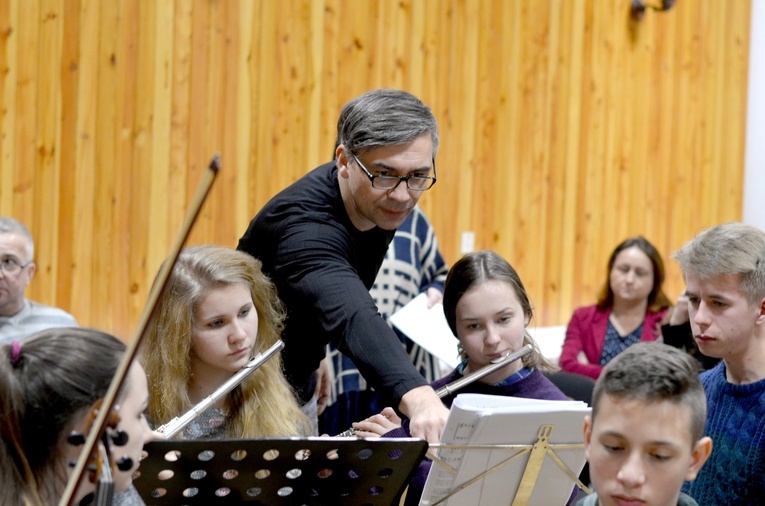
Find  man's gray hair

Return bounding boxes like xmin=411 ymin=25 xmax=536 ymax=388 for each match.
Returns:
xmin=0 ymin=217 xmax=34 ymax=261
xmin=336 ymin=89 xmax=439 ymax=157
xmin=673 ymin=222 xmax=765 ymax=306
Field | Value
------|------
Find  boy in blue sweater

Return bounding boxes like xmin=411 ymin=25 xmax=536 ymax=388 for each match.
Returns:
xmin=673 ymin=222 xmax=765 ymax=505
xmin=579 ymin=342 xmax=712 ymax=506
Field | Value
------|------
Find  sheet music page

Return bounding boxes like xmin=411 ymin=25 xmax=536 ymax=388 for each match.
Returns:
xmin=420 ymin=394 xmax=590 ymax=506
xmin=423 ymin=402 xmax=483 ymax=498
xmin=388 ymin=293 xmax=460 ymax=368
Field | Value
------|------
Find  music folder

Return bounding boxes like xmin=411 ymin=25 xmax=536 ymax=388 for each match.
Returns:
xmin=419 ymin=394 xmax=591 ymax=506
xmin=133 ymin=436 xmax=427 ymax=505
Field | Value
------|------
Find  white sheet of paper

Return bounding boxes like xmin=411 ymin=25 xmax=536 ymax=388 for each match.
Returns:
xmin=420 ymin=393 xmax=590 ymax=506
xmin=388 ymin=293 xmax=460 ymax=369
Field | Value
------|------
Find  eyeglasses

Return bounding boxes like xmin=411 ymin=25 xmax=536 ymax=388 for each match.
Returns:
xmin=0 ymin=258 xmax=32 ymax=275
xmin=349 ymin=152 xmax=437 ymax=191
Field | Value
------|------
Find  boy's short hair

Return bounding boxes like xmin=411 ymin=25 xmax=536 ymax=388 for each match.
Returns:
xmin=672 ymin=222 xmax=765 ymax=306
xmin=591 ymin=342 xmax=707 ymax=442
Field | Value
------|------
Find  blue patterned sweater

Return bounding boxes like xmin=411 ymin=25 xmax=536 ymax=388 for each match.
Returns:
xmin=682 ymin=362 xmax=765 ymax=505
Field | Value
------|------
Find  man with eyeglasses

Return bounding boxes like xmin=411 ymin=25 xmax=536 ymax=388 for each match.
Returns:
xmin=0 ymin=217 xmax=78 ymax=344
xmin=238 ymin=89 xmax=449 ymax=442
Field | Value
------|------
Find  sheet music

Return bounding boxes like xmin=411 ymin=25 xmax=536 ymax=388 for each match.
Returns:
xmin=388 ymin=293 xmax=460 ymax=369
xmin=421 ymin=394 xmax=590 ymax=506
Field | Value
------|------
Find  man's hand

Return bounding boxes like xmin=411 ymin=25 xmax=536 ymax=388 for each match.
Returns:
xmin=314 ymin=358 xmax=332 ymax=416
xmin=398 ymin=385 xmax=448 ymax=443
xmin=352 ymin=407 xmax=402 ymax=438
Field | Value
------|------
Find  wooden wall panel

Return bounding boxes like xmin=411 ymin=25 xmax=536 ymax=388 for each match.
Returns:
xmin=0 ymin=0 xmax=750 ymax=338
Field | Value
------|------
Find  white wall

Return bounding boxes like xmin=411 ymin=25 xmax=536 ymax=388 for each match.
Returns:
xmin=744 ymin=0 xmax=765 ymax=230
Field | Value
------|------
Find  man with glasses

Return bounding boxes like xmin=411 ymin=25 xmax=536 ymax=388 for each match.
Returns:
xmin=0 ymin=217 xmax=78 ymax=344
xmin=238 ymin=89 xmax=448 ymax=442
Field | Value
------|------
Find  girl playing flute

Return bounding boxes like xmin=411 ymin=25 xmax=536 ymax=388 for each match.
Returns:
xmin=140 ymin=245 xmax=310 ymax=439
xmin=352 ymin=250 xmax=570 ymax=505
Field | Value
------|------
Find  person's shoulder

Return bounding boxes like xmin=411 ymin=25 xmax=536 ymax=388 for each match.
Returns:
xmin=646 ymin=307 xmax=669 ymax=322
xmin=574 ymin=492 xmax=598 ymax=506
xmin=407 ymin=205 xmax=430 ymax=228
xmin=430 ymin=368 xmax=460 ymax=390
xmin=571 ymin=305 xmax=603 ymax=321
xmin=268 ymin=162 xmax=337 ymax=200
xmin=113 ymin=485 xmax=146 ymax=506
xmin=530 ymin=370 xmax=572 ymax=401
xmin=698 ymin=362 xmax=726 ymax=392
xmin=677 ymin=491 xmax=700 ymax=506
xmin=513 ymin=369 xmax=570 ymax=401
xmin=574 ymin=304 xmax=600 ymax=315
xmin=257 ymin=162 xmax=342 ymax=223
xmin=26 ymin=300 xmax=77 ymax=324
xmin=701 ymin=362 xmax=765 ymax=404
xmin=700 ymin=361 xmax=724 ymax=379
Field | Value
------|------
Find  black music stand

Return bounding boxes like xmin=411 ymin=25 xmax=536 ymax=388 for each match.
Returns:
xmin=133 ymin=437 xmax=428 ymax=506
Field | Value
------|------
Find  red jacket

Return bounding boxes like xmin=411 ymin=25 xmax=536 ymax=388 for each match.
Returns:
xmin=559 ymin=304 xmax=667 ymax=380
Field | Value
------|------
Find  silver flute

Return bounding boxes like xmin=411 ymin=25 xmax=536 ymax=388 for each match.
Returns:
xmin=337 ymin=344 xmax=533 ymax=437
xmin=156 ymin=340 xmax=284 ymax=438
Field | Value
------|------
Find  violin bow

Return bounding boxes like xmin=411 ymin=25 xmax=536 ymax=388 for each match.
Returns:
xmin=59 ymin=154 xmax=220 ymax=506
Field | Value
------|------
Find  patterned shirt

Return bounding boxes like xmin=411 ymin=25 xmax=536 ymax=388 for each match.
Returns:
xmin=598 ymin=319 xmax=643 ymax=365
xmin=182 ymin=408 xmax=230 ymax=439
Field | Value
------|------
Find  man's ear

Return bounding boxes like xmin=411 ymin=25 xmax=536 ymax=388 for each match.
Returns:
xmin=26 ymin=261 xmax=36 ymax=284
xmin=685 ymin=436 xmax=712 ymax=482
xmin=583 ymin=415 xmax=592 ymax=461
xmin=336 ymin=145 xmax=351 ymax=179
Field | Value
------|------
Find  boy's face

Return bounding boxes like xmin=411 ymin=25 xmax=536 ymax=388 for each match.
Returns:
xmin=584 ymin=394 xmax=711 ymax=506
xmin=684 ymin=272 xmax=765 ymax=363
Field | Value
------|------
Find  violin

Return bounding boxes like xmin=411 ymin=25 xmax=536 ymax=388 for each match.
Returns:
xmin=59 ymin=155 xmax=220 ymax=506
xmin=66 ymin=399 xmax=129 ymax=505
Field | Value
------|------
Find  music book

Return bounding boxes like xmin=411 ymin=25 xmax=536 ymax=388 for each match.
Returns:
xmin=420 ymin=394 xmax=590 ymax=506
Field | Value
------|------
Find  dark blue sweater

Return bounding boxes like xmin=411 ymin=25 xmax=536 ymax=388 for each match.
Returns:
xmin=682 ymin=362 xmax=765 ymax=505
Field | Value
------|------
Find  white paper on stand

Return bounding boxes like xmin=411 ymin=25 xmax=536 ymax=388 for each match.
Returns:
xmin=388 ymin=293 xmax=460 ymax=369
xmin=420 ymin=394 xmax=590 ymax=506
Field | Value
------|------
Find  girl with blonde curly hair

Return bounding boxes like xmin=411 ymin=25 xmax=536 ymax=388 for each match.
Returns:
xmin=141 ymin=245 xmax=310 ymax=438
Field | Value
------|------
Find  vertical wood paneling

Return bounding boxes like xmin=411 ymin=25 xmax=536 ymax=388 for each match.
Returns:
xmin=69 ymin=0 xmax=97 ymax=326
xmin=448 ymin=0 xmax=480 ymax=264
xmin=1 ymin=0 xmax=751 ymax=336
xmin=14 ymin=2 xmax=38 ymax=226
xmin=169 ymin=0 xmax=193 ymax=244
xmin=92 ymin=0 xmax=118 ymax=330
xmin=116 ymin=0 xmax=141 ymax=328
xmin=0 ymin=0 xmax=14 ymax=217
xmin=34 ymin=0 xmax=62 ymax=308
xmin=55 ymin=0 xmax=77 ymax=313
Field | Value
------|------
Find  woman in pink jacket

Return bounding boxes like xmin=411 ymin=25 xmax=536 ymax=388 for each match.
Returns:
xmin=560 ymin=236 xmax=672 ymax=380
